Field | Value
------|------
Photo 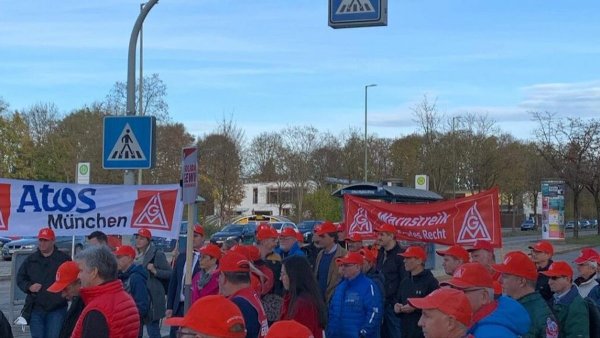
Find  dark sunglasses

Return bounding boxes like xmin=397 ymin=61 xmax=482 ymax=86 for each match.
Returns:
xmin=549 ymin=276 xmax=566 ymax=280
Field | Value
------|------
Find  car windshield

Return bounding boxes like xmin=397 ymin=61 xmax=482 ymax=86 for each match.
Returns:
xmin=221 ymin=224 xmax=244 ymax=232
xmin=271 ymin=223 xmax=285 ymax=230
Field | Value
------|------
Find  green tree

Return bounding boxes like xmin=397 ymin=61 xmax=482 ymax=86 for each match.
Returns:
xmin=303 ymin=188 xmax=342 ymax=221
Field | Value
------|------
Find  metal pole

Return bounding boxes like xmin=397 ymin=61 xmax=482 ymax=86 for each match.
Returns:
xmin=138 ymin=2 xmax=145 ymax=185
xmin=452 ymin=117 xmax=456 ymax=198
xmin=364 ymin=84 xmax=376 ymax=182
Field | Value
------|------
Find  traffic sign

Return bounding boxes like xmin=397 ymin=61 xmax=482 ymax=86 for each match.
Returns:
xmin=329 ymin=0 xmax=387 ymax=29
xmin=181 ymin=146 xmax=198 ymax=204
xmin=77 ymin=162 xmax=90 ymax=184
xmin=103 ymin=116 xmax=156 ymax=169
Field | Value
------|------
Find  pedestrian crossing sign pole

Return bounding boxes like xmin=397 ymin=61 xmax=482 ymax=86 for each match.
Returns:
xmin=103 ymin=116 xmax=156 ymax=169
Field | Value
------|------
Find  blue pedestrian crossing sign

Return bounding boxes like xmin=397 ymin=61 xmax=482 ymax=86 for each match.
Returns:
xmin=103 ymin=116 xmax=156 ymax=169
xmin=329 ymin=0 xmax=387 ymax=29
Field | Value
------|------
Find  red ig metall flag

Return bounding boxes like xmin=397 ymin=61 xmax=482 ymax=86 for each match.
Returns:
xmin=344 ymin=187 xmax=502 ymax=247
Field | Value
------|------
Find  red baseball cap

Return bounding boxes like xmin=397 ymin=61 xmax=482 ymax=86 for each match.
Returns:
xmin=491 ymin=251 xmax=538 ymax=281
xmin=314 ymin=221 xmax=337 ymax=236
xmin=336 ymin=222 xmax=345 ymax=233
xmin=165 ymin=295 xmax=246 ymax=337
xmin=136 ymin=228 xmax=152 ymax=239
xmin=541 ymin=261 xmax=573 ymax=279
xmin=359 ymin=248 xmax=378 ymax=264
xmin=374 ymin=224 xmax=396 ymax=234
xmin=399 ymin=246 xmax=427 ymax=262
xmin=467 ymin=240 xmax=494 ymax=252
xmin=256 ymin=226 xmax=278 ymax=241
xmin=200 ymin=244 xmax=223 ymax=260
xmin=440 ymin=263 xmax=494 ymax=289
xmin=335 ymin=252 xmax=364 ymax=266
xmin=47 ymin=261 xmax=80 ymax=293
xmin=574 ymin=248 xmax=600 ymax=264
xmin=230 ymin=245 xmax=260 ymax=262
xmin=114 ymin=245 xmax=136 ymax=259
xmin=436 ymin=245 xmax=469 ymax=263
xmin=408 ymin=288 xmax=472 ymax=326
xmin=266 ymin=320 xmax=314 ymax=338
xmin=528 ymin=240 xmax=554 ymax=256
xmin=280 ymin=227 xmax=299 ymax=238
xmin=193 ymin=225 xmax=205 ymax=236
xmin=38 ymin=228 xmax=55 ymax=241
xmin=347 ymin=233 xmax=364 ymax=242
xmin=218 ymin=252 xmax=250 ymax=273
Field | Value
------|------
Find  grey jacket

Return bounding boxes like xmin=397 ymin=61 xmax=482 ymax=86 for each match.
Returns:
xmin=140 ymin=243 xmax=172 ymax=321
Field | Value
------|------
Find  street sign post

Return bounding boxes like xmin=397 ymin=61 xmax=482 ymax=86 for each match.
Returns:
xmin=329 ymin=0 xmax=388 ymax=29
xmin=181 ymin=146 xmax=198 ymax=205
xmin=77 ymin=162 xmax=90 ymax=184
xmin=103 ymin=116 xmax=156 ymax=169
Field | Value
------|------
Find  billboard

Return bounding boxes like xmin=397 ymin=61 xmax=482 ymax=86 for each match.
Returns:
xmin=541 ymin=180 xmax=565 ymax=240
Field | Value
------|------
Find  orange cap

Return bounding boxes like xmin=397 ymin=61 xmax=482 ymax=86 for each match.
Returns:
xmin=47 ymin=261 xmax=80 ymax=293
xmin=492 ymin=251 xmax=538 ymax=281
xmin=38 ymin=228 xmax=55 ymax=241
xmin=256 ymin=226 xmax=278 ymax=241
xmin=136 ymin=228 xmax=152 ymax=239
xmin=193 ymin=225 xmax=205 ymax=236
xmin=280 ymin=227 xmax=299 ymax=238
xmin=399 ymin=246 xmax=427 ymax=262
xmin=436 ymin=245 xmax=469 ymax=263
xmin=335 ymin=252 xmax=364 ymax=266
xmin=266 ymin=320 xmax=314 ymax=338
xmin=408 ymin=288 xmax=472 ymax=326
xmin=574 ymin=248 xmax=600 ymax=264
xmin=114 ymin=245 xmax=136 ymax=259
xmin=314 ymin=221 xmax=337 ymax=236
xmin=467 ymin=240 xmax=494 ymax=252
xmin=359 ymin=248 xmax=378 ymax=264
xmin=165 ymin=295 xmax=246 ymax=337
xmin=199 ymin=244 xmax=223 ymax=260
xmin=440 ymin=263 xmax=494 ymax=289
xmin=528 ymin=240 xmax=554 ymax=256
xmin=541 ymin=261 xmax=573 ymax=279
xmin=217 ymin=252 xmax=250 ymax=273
xmin=374 ymin=224 xmax=395 ymax=234
xmin=347 ymin=233 xmax=364 ymax=242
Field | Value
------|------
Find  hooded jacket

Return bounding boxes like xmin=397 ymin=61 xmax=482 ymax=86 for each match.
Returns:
xmin=396 ymin=269 xmax=439 ymax=338
xmin=467 ymin=295 xmax=531 ymax=338
xmin=119 ymin=263 xmax=150 ymax=320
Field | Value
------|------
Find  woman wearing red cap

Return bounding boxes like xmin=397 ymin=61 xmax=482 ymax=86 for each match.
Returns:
xmin=191 ymin=244 xmax=221 ymax=303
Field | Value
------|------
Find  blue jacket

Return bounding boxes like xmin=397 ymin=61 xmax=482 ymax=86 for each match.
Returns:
xmin=119 ymin=263 xmax=149 ymax=319
xmin=468 ymin=295 xmax=531 ymax=338
xmin=326 ymin=273 xmax=383 ymax=338
xmin=166 ymin=252 xmax=200 ymax=315
xmin=587 ymin=280 xmax=600 ymax=310
xmin=276 ymin=242 xmax=306 ymax=259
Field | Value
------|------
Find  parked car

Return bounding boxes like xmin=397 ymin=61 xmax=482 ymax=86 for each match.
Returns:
xmin=210 ymin=222 xmax=258 ymax=245
xmin=0 ymin=236 xmax=12 ymax=249
xmin=520 ymin=219 xmax=536 ymax=231
xmin=590 ymin=219 xmax=598 ymax=228
xmin=297 ymin=220 xmax=324 ymax=242
xmin=2 ymin=236 xmax=87 ymax=260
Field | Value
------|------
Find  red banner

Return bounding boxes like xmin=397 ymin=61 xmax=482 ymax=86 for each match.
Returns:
xmin=344 ymin=187 xmax=502 ymax=247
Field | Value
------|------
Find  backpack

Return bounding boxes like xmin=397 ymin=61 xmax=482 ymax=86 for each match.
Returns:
xmin=584 ymin=297 xmax=600 ymax=338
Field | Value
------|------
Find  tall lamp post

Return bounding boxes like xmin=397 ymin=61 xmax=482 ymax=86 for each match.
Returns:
xmin=364 ymin=84 xmax=377 ymax=182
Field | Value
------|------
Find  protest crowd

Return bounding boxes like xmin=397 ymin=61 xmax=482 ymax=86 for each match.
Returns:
xmin=4 ymin=221 xmax=600 ymax=338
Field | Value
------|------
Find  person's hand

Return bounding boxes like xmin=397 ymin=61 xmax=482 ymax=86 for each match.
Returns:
xmin=29 ymin=283 xmax=42 ymax=293
xmin=147 ymin=263 xmax=157 ymax=274
xmin=393 ymin=303 xmax=402 ymax=313
xmin=400 ymin=304 xmax=415 ymax=313
xmin=165 ymin=309 xmax=173 ymax=318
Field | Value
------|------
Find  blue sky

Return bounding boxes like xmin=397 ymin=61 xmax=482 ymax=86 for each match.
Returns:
xmin=1 ymin=0 xmax=599 ymax=141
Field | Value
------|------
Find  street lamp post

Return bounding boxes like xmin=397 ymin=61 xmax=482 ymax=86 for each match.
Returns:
xmin=364 ymin=84 xmax=377 ymax=182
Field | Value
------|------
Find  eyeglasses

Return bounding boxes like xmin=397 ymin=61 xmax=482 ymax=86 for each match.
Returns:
xmin=549 ymin=276 xmax=567 ymax=280
xmin=176 ymin=329 xmax=199 ymax=338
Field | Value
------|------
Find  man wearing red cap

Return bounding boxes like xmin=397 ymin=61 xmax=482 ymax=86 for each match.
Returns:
xmin=219 ymin=251 xmax=269 ymax=338
xmin=314 ymin=221 xmax=347 ymax=304
xmin=327 ymin=252 xmax=383 ymax=338
xmin=543 ymin=261 xmax=589 ymax=338
xmin=574 ymin=248 xmax=599 ymax=298
xmin=529 ymin=240 xmax=555 ymax=302
xmin=467 ymin=240 xmax=500 ymax=280
xmin=408 ymin=288 xmax=472 ymax=338
xmin=359 ymin=248 xmax=384 ymax=297
xmin=374 ymin=223 xmax=406 ymax=338
xmin=47 ymin=261 xmax=85 ymax=338
xmin=166 ymin=225 xmax=204 ymax=338
xmin=346 ymin=233 xmax=364 ymax=253
xmin=267 ymin=320 xmax=314 ymax=338
xmin=17 ymin=227 xmax=70 ymax=338
xmin=435 ymin=245 xmax=469 ymax=276
xmin=441 ymin=262 xmax=530 ymax=337
xmin=165 ymin=294 xmax=246 ymax=338
xmin=394 ymin=246 xmax=439 ymax=338
xmin=277 ymin=227 xmax=306 ymax=259
xmin=492 ymin=251 xmax=558 ymax=338
xmin=72 ymin=245 xmax=139 ymax=338
xmin=116 ymin=245 xmax=150 ymax=335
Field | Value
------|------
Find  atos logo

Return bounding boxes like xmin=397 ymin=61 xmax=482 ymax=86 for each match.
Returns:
xmin=16 ymin=184 xmax=96 ymax=213
xmin=131 ymin=190 xmax=177 ymax=231
xmin=0 ymin=184 xmax=11 ymax=230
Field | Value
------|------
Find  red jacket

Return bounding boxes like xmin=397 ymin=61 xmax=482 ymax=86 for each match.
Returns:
xmin=280 ymin=292 xmax=324 ymax=338
xmin=71 ymin=280 xmax=140 ymax=338
xmin=232 ymin=287 xmax=269 ymax=337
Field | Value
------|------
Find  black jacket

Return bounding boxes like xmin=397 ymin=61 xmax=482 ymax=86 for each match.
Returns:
xmin=17 ymin=247 xmax=70 ymax=312
xmin=536 ymin=259 xmax=554 ymax=302
xmin=0 ymin=310 xmax=13 ymax=338
xmin=376 ymin=243 xmax=407 ymax=305
xmin=59 ymin=296 xmax=85 ymax=338
xmin=366 ymin=266 xmax=385 ymax=301
xmin=396 ymin=269 xmax=439 ymax=338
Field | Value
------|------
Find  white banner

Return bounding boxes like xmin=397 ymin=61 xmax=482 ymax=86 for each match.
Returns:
xmin=0 ymin=178 xmax=183 ymax=238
